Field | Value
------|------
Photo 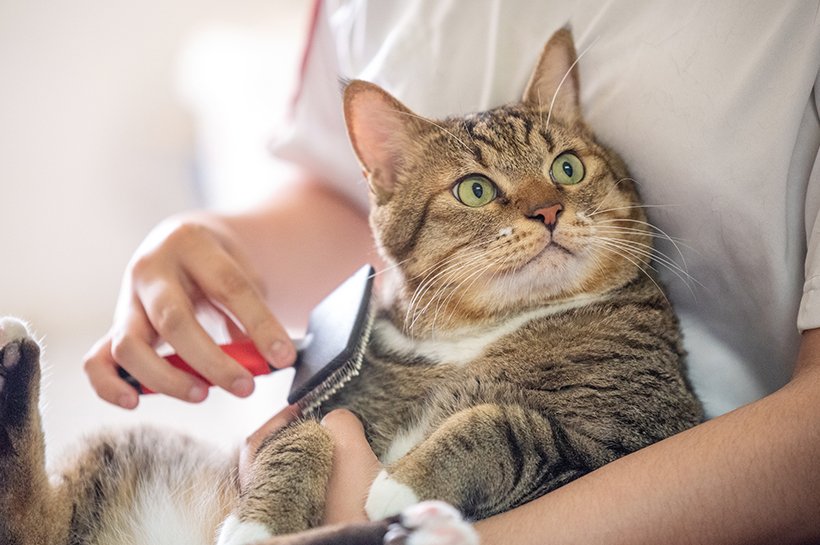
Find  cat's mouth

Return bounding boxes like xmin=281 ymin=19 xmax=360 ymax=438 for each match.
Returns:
xmin=520 ymin=240 xmax=574 ymax=271
xmin=542 ymin=241 xmax=573 ymax=256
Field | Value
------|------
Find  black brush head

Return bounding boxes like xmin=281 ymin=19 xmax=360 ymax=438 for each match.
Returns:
xmin=287 ymin=265 xmax=374 ymax=406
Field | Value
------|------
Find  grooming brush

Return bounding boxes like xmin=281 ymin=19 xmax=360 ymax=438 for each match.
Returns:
xmin=118 ymin=264 xmax=375 ymax=414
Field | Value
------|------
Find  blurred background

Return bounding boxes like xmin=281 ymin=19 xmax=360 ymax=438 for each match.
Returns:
xmin=0 ymin=0 xmax=311 ymax=462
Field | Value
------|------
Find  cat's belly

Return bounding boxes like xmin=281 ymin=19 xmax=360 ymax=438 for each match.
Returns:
xmin=90 ymin=471 xmax=232 ymax=545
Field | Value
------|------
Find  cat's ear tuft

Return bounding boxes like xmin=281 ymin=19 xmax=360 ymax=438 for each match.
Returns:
xmin=343 ymin=80 xmax=415 ymax=203
xmin=522 ymin=27 xmax=581 ymax=122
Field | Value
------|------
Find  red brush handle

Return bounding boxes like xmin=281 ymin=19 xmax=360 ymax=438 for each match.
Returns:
xmin=137 ymin=340 xmax=272 ymax=395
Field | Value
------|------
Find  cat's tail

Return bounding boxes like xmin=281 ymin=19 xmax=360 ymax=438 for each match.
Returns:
xmin=0 ymin=317 xmax=71 ymax=545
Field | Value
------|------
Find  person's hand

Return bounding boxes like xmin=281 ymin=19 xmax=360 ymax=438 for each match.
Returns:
xmin=319 ymin=410 xmax=382 ymax=524
xmin=83 ymin=218 xmax=296 ymax=408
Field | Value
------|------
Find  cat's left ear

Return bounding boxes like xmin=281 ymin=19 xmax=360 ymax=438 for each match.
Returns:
xmin=522 ymin=27 xmax=581 ymax=122
xmin=344 ymin=80 xmax=418 ymax=203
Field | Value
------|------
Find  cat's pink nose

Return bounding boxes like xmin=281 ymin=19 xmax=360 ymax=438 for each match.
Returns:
xmin=529 ymin=204 xmax=564 ymax=231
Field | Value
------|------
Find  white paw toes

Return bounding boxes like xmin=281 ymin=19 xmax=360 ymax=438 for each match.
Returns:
xmin=384 ymin=501 xmax=479 ymax=545
xmin=366 ymin=470 xmax=420 ymax=521
xmin=0 ymin=318 xmax=31 ymax=388
xmin=0 ymin=317 xmax=30 ymax=351
xmin=216 ymin=514 xmax=272 ymax=545
xmin=400 ymin=500 xmax=463 ymax=529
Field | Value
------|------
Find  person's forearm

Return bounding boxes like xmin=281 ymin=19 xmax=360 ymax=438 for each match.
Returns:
xmin=476 ymin=343 xmax=820 ymax=545
xmin=183 ymin=177 xmax=375 ymax=330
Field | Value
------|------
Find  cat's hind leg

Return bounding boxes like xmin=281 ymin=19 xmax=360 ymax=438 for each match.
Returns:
xmin=0 ymin=317 xmax=69 ymax=545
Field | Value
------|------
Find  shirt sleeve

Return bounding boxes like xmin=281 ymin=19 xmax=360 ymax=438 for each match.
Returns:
xmin=271 ymin=0 xmax=371 ymax=212
xmin=797 ymin=70 xmax=820 ymax=332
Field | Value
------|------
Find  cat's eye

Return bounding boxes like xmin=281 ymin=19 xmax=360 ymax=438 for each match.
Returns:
xmin=453 ymin=176 xmax=497 ymax=207
xmin=550 ymin=152 xmax=585 ymax=185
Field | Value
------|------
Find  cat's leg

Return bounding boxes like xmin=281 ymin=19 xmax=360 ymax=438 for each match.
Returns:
xmin=366 ymin=403 xmax=588 ymax=521
xmin=0 ymin=318 xmax=69 ymax=545
xmin=217 ymin=419 xmax=334 ymax=545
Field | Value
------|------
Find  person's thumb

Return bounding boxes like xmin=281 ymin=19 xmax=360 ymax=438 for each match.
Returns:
xmin=321 ymin=409 xmax=382 ymax=524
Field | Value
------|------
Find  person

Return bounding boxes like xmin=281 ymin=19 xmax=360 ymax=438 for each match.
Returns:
xmin=83 ymin=1 xmax=820 ymax=543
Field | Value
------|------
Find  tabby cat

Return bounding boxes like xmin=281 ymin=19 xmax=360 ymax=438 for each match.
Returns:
xmin=0 ymin=29 xmax=702 ymax=545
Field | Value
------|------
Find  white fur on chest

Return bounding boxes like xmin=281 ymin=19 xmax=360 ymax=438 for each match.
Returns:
xmin=374 ymin=295 xmax=606 ymax=367
xmin=377 ymin=294 xmax=606 ymax=466
xmin=383 ymin=416 xmax=433 ymax=465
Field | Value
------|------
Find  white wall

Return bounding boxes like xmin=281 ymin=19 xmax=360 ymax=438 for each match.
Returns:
xmin=0 ymin=0 xmax=311 ymax=460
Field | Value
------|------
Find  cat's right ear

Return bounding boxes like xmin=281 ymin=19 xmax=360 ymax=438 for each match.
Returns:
xmin=522 ymin=27 xmax=581 ymax=122
xmin=343 ymin=80 xmax=416 ymax=203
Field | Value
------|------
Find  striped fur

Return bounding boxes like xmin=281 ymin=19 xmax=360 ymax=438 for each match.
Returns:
xmin=334 ymin=28 xmax=703 ymax=520
xmin=0 ymin=29 xmax=701 ymax=545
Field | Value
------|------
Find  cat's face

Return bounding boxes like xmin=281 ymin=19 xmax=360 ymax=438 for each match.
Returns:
xmin=345 ymin=30 xmax=651 ymax=334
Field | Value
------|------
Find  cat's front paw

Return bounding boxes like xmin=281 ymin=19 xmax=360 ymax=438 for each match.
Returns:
xmin=0 ymin=317 xmax=30 ymax=378
xmin=216 ymin=514 xmax=273 ymax=545
xmin=366 ymin=469 xmax=420 ymax=521
xmin=0 ymin=317 xmax=39 ymax=417
xmin=385 ymin=501 xmax=478 ymax=545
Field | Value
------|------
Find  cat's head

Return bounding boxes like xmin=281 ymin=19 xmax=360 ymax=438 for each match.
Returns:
xmin=344 ymin=29 xmax=651 ymax=335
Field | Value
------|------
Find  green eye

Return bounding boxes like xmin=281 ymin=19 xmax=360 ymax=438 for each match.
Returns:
xmin=550 ymin=152 xmax=585 ymax=185
xmin=454 ymin=176 xmax=497 ymax=207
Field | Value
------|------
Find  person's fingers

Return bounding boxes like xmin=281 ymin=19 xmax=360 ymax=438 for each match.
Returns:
xmin=109 ymin=299 xmax=212 ymax=402
xmin=222 ymin=310 xmax=246 ymax=342
xmin=321 ymin=409 xmax=382 ymax=524
xmin=239 ymin=404 xmax=301 ymax=488
xmin=136 ymin=279 xmax=255 ymax=397
xmin=184 ymin=244 xmax=296 ymax=369
xmin=83 ymin=336 xmax=140 ymax=409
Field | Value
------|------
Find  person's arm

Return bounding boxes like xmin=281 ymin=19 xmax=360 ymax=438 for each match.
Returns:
xmin=84 ymin=177 xmax=374 ymax=408
xmin=319 ymin=329 xmax=820 ymax=544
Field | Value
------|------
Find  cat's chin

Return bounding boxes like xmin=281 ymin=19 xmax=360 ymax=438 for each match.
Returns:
xmin=486 ymin=246 xmax=590 ymax=307
xmin=525 ymin=241 xmax=575 ymax=267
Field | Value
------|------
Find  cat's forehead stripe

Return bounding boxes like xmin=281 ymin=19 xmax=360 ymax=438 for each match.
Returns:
xmin=501 ymin=108 xmax=535 ymax=146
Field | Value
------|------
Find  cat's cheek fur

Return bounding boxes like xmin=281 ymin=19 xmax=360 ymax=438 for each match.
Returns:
xmin=216 ymin=514 xmax=273 ymax=545
xmin=365 ymin=469 xmax=420 ymax=520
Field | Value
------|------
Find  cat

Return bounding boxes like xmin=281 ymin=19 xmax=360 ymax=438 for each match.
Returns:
xmin=0 ymin=28 xmax=702 ymax=545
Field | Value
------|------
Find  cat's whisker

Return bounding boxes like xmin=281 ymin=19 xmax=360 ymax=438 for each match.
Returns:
xmin=593 ymin=237 xmax=696 ymax=302
xmin=424 ymin=251 xmax=497 ymax=321
xmin=594 ymin=236 xmax=701 ymax=294
xmin=588 ymin=240 xmax=669 ymax=303
xmin=392 ymin=110 xmax=472 ymax=153
xmin=545 ymin=35 xmax=599 ymax=131
xmin=586 ymin=251 xmax=612 ymax=291
xmin=420 ymin=244 xmax=503 ymax=332
xmin=407 ymin=232 xmax=499 ymax=288
xmin=593 ymin=225 xmax=688 ymax=243
xmin=595 ymin=218 xmax=690 ymax=270
xmin=370 ymin=256 xmax=416 ymax=279
xmin=587 ymin=177 xmax=637 ymax=217
xmin=434 ymin=253 xmax=510 ymax=333
xmin=587 ymin=203 xmax=680 ymax=217
xmin=404 ymin=232 xmax=506 ymax=327
xmin=406 ymin=250 xmax=478 ymax=329
xmin=406 ymin=248 xmax=497 ymax=334
xmin=594 ymin=227 xmax=697 ymax=260
xmin=435 ymin=256 xmax=511 ymax=335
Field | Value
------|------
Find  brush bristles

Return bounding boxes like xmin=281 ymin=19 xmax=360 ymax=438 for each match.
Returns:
xmin=297 ymin=303 xmax=376 ymax=417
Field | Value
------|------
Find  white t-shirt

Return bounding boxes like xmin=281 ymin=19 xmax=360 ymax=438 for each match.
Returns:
xmin=275 ymin=0 xmax=820 ymax=418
